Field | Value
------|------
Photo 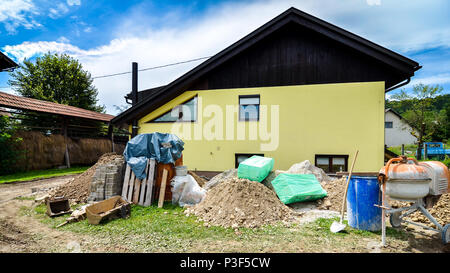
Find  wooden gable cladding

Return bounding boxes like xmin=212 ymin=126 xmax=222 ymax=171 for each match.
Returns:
xmin=189 ymin=22 xmax=407 ymax=91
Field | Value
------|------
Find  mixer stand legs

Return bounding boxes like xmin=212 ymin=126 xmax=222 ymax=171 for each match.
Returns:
xmin=386 ymin=199 xmax=443 ymax=233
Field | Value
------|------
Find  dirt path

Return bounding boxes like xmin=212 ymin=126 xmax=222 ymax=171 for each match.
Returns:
xmin=0 ymin=175 xmax=78 ymax=204
xmin=0 ymin=176 xmax=112 ymax=253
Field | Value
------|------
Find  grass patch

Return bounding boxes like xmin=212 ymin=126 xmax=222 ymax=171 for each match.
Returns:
xmin=14 ymin=196 xmax=36 ymax=201
xmin=23 ymin=202 xmax=412 ymax=252
xmin=0 ymin=166 xmax=90 ymax=184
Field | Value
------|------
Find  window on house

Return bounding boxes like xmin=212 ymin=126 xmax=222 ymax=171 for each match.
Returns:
xmin=315 ymin=155 xmax=348 ymax=173
xmin=148 ymin=96 xmax=197 ymax=123
xmin=239 ymin=95 xmax=260 ymax=121
xmin=235 ymin=153 xmax=264 ymax=168
xmin=385 ymin=121 xmax=393 ymax=128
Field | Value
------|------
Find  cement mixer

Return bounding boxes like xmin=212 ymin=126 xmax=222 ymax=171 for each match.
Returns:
xmin=378 ymin=156 xmax=450 ymax=245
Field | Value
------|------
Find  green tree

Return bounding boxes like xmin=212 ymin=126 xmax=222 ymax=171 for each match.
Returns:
xmin=8 ymin=52 xmax=104 ymax=113
xmin=390 ymin=83 xmax=444 ymax=159
xmin=0 ymin=116 xmax=24 ymax=175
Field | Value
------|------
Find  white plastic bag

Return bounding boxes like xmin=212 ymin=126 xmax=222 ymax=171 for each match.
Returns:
xmin=171 ymin=175 xmax=206 ymax=207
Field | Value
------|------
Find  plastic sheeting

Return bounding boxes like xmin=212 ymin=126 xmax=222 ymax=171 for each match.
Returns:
xmin=237 ymin=156 xmax=274 ymax=182
xmin=171 ymin=175 xmax=206 ymax=207
xmin=271 ymin=173 xmax=327 ymax=204
xmin=123 ymin=133 xmax=184 ymax=180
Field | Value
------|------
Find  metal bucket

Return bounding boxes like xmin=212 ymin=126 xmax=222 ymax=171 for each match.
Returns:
xmin=346 ymin=176 xmax=382 ymax=231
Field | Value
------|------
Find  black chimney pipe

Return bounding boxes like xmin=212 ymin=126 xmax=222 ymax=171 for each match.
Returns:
xmin=132 ymin=62 xmax=138 ymax=105
xmin=131 ymin=62 xmax=139 ymax=137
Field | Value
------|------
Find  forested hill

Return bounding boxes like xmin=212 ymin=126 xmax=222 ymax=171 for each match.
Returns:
xmin=386 ymin=94 xmax=450 ymax=114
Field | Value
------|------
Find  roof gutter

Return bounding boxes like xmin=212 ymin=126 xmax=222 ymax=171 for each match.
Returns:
xmin=385 ymin=64 xmax=421 ymax=93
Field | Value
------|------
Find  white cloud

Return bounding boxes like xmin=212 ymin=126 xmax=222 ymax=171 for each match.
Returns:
xmin=3 ymin=0 xmax=450 ymax=114
xmin=0 ymin=0 xmax=40 ymax=34
xmin=49 ymin=3 xmax=69 ymax=19
xmin=410 ymin=73 xmax=450 ymax=86
xmin=366 ymin=0 xmax=381 ymax=6
xmin=67 ymin=0 xmax=81 ymax=6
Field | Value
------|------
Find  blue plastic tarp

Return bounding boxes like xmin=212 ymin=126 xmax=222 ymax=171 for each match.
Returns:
xmin=123 ymin=133 xmax=184 ymax=180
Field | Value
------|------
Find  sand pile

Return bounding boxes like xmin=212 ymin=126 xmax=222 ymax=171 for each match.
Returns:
xmin=48 ymin=153 xmax=124 ymax=203
xmin=185 ymin=178 xmax=294 ymax=228
xmin=390 ymin=193 xmax=450 ymax=227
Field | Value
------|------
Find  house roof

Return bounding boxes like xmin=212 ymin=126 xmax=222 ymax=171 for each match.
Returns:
xmin=385 ymin=108 xmax=417 ymax=130
xmin=0 ymin=51 xmax=18 ymax=71
xmin=112 ymin=7 xmax=421 ymax=125
xmin=0 ymin=91 xmax=114 ymax=122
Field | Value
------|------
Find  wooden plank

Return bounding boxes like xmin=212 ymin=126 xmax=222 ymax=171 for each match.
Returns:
xmin=138 ymin=159 xmax=150 ymax=205
xmin=132 ymin=178 xmax=141 ymax=204
xmin=158 ymin=169 xmax=168 ymax=208
xmin=121 ymin=164 xmax=131 ymax=200
xmin=127 ymin=171 xmax=135 ymax=202
xmin=144 ymin=159 xmax=156 ymax=206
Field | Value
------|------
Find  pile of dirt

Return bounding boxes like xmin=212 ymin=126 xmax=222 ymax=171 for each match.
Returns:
xmin=48 ymin=153 xmax=124 ymax=203
xmin=188 ymin=170 xmax=207 ymax=187
xmin=315 ymin=177 xmax=347 ymax=211
xmin=284 ymin=160 xmax=333 ymax=182
xmin=185 ymin=178 xmax=294 ymax=228
xmin=203 ymin=169 xmax=237 ymax=190
xmin=390 ymin=193 xmax=450 ymax=227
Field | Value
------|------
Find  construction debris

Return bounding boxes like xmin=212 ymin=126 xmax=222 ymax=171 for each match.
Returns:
xmin=86 ymin=196 xmax=131 ymax=225
xmin=203 ymin=169 xmax=237 ymax=190
xmin=48 ymin=153 xmax=124 ymax=203
xmin=187 ymin=170 xmax=207 ymax=187
xmin=56 ymin=204 xmax=89 ymax=228
xmin=185 ymin=178 xmax=294 ymax=228
xmin=316 ymin=177 xmax=348 ymax=211
xmin=389 ymin=193 xmax=450 ymax=227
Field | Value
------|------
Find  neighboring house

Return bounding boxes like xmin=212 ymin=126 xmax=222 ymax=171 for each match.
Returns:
xmin=385 ymin=108 xmax=417 ymax=147
xmin=112 ymin=7 xmax=420 ymax=174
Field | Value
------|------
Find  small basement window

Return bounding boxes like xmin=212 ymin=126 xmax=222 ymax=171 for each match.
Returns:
xmin=385 ymin=121 xmax=393 ymax=128
xmin=239 ymin=95 xmax=260 ymax=121
xmin=235 ymin=153 xmax=264 ymax=168
xmin=315 ymin=155 xmax=348 ymax=173
xmin=148 ymin=96 xmax=197 ymax=123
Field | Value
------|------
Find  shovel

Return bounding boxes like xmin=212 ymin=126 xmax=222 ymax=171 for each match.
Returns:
xmin=330 ymin=150 xmax=358 ymax=233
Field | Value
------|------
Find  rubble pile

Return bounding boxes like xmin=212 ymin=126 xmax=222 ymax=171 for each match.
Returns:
xmin=48 ymin=153 xmax=124 ymax=203
xmin=315 ymin=177 xmax=347 ymax=211
xmin=390 ymin=193 xmax=450 ymax=227
xmin=185 ymin=178 xmax=294 ymax=228
xmin=203 ymin=169 xmax=237 ymax=190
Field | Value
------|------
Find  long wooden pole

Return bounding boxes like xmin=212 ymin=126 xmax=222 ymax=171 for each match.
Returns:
xmin=158 ymin=169 xmax=168 ymax=208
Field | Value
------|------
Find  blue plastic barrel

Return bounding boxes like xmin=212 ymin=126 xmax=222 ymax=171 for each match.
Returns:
xmin=346 ymin=176 xmax=382 ymax=231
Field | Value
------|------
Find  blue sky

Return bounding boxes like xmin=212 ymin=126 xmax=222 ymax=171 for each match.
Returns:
xmin=0 ymin=0 xmax=449 ymax=114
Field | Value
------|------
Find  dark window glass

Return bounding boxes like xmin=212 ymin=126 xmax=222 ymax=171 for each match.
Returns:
xmin=385 ymin=121 xmax=393 ymax=128
xmin=148 ymin=96 xmax=197 ymax=123
xmin=315 ymin=155 xmax=348 ymax=173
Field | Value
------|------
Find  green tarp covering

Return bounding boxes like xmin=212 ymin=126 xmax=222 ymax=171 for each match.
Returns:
xmin=237 ymin=156 xmax=274 ymax=182
xmin=271 ymin=173 xmax=327 ymax=204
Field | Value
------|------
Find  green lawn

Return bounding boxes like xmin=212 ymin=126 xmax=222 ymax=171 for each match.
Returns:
xmin=21 ymin=202 xmax=411 ymax=253
xmin=0 ymin=166 xmax=90 ymax=184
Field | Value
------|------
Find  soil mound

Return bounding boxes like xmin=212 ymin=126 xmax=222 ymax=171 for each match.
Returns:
xmin=185 ymin=178 xmax=294 ymax=228
xmin=316 ymin=177 xmax=347 ymax=211
xmin=49 ymin=153 xmax=124 ymax=203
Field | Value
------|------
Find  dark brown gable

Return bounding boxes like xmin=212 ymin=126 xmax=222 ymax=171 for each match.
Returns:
xmin=189 ymin=22 xmax=407 ymax=91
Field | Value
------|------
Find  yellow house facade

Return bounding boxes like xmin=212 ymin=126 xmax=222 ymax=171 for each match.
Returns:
xmin=113 ymin=8 xmax=420 ymax=175
xmin=136 ymin=82 xmax=385 ymax=172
